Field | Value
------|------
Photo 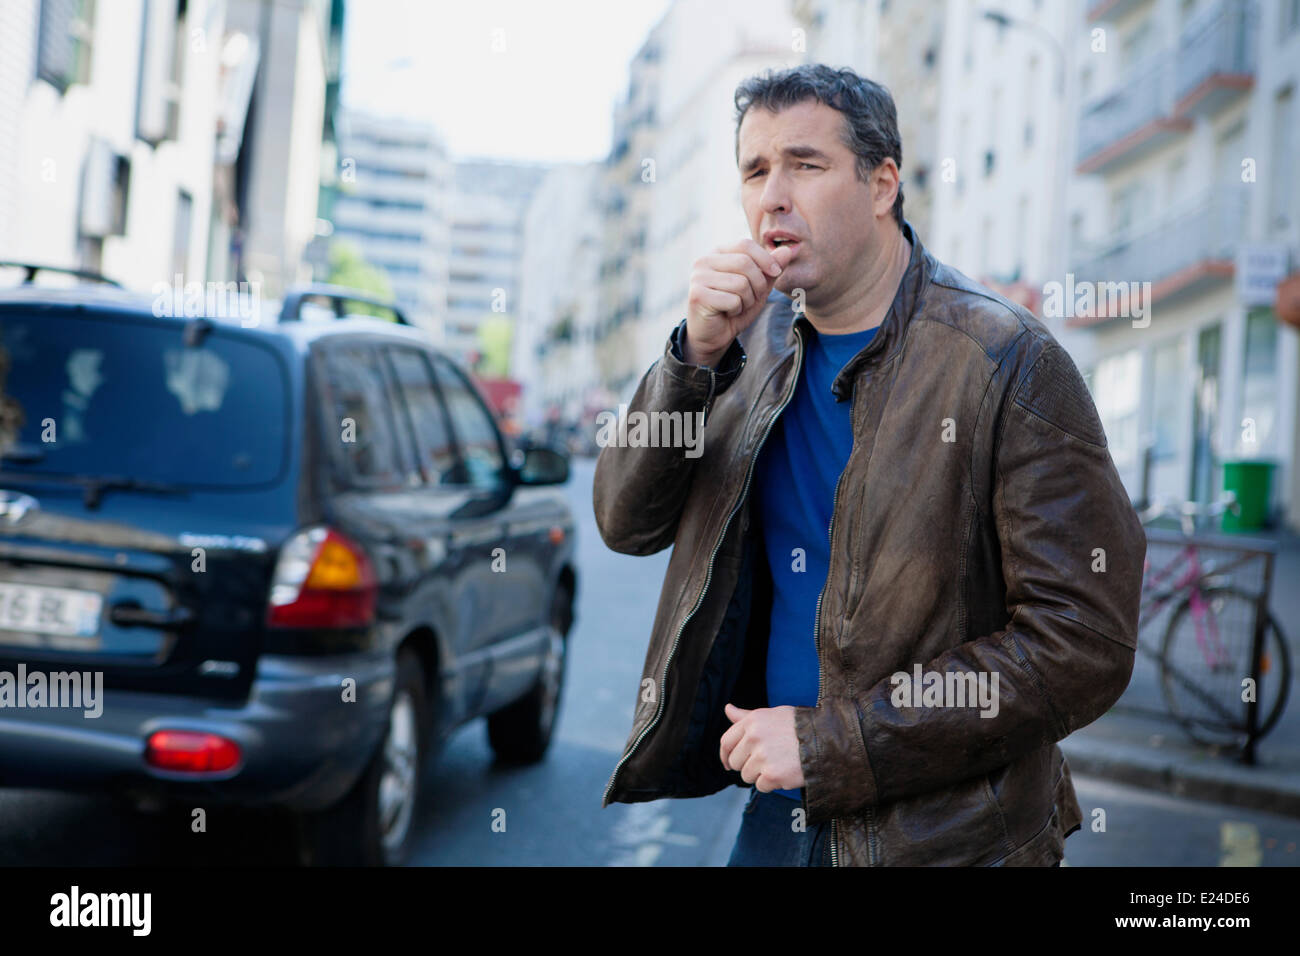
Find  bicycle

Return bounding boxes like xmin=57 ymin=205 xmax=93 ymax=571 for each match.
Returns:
xmin=1134 ymin=491 xmax=1292 ymax=754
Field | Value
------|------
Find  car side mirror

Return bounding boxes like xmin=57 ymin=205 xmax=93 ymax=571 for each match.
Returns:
xmin=514 ymin=445 xmax=569 ymax=486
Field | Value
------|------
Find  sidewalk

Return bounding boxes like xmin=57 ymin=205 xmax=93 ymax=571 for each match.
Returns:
xmin=1061 ymin=524 xmax=1300 ymax=818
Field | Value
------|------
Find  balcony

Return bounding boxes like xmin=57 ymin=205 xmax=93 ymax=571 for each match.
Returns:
xmin=1077 ymin=54 xmax=1191 ymax=175
xmin=1087 ymin=0 xmax=1151 ymax=22
xmin=1173 ymin=0 xmax=1256 ymax=118
xmin=1066 ymin=187 xmax=1246 ymax=328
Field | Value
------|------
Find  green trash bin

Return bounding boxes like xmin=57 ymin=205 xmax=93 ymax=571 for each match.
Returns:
xmin=1221 ymin=459 xmax=1277 ymax=531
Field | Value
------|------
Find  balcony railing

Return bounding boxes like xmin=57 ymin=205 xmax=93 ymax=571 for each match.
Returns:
xmin=1077 ymin=0 xmax=1256 ymax=174
xmin=1087 ymin=0 xmax=1150 ymax=22
xmin=1068 ymin=187 xmax=1246 ymax=324
xmin=1174 ymin=0 xmax=1256 ymax=115
xmin=1077 ymin=54 xmax=1187 ymax=173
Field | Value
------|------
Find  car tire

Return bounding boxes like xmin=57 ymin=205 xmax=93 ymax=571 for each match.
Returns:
xmin=486 ymin=584 xmax=571 ymax=764
xmin=295 ymin=647 xmax=427 ymax=866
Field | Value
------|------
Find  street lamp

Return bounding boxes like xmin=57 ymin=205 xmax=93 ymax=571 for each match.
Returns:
xmin=980 ymin=9 xmax=1065 ymax=94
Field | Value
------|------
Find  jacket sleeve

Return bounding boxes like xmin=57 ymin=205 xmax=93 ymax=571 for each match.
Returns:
xmin=793 ymin=339 xmax=1147 ymax=824
xmin=592 ymin=319 xmax=746 ymax=555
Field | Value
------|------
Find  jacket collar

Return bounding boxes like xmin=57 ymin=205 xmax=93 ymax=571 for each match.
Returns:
xmin=788 ymin=219 xmax=933 ymax=402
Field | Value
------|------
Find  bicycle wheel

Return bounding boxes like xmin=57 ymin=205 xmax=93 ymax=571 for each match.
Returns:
xmin=1160 ymin=587 xmax=1292 ymax=749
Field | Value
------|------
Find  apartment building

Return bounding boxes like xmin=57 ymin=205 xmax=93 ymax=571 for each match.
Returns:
xmin=617 ymin=0 xmax=801 ymax=395
xmin=328 ymin=109 xmax=451 ymax=336
xmin=591 ymin=25 xmax=663 ymax=402
xmin=1069 ymin=0 xmax=1300 ymax=529
xmin=0 ymin=0 xmax=336 ymax=299
xmin=443 ymin=160 xmax=547 ymax=365
xmin=221 ymin=0 xmax=332 ymax=297
xmin=0 ymin=0 xmax=225 ymax=287
xmin=794 ymin=0 xmax=1076 ymax=316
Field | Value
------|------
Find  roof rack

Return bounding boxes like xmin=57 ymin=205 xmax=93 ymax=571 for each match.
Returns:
xmin=279 ymin=284 xmax=411 ymax=326
xmin=0 ymin=261 xmax=123 ymax=288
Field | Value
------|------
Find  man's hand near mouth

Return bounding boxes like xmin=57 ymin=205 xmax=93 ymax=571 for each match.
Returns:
xmin=682 ymin=238 xmax=797 ymax=367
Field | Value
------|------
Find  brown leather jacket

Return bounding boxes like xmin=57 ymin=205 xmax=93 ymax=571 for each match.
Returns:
xmin=592 ymin=223 xmax=1146 ymax=865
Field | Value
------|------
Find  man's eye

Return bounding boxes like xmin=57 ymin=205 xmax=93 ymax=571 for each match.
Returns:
xmin=799 ymin=163 xmax=819 ymax=170
xmin=746 ymin=170 xmax=765 ymax=180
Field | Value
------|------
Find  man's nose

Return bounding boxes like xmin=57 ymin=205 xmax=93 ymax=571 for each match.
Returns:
xmin=759 ymin=169 xmax=790 ymax=214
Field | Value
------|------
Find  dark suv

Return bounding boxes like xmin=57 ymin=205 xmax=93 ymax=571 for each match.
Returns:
xmin=0 ymin=275 xmax=577 ymax=865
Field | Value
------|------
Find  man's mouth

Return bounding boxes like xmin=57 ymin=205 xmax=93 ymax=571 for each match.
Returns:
xmin=764 ymin=231 xmax=802 ymax=254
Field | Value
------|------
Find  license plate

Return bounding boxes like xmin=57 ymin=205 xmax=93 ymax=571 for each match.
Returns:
xmin=0 ymin=582 xmax=103 ymax=639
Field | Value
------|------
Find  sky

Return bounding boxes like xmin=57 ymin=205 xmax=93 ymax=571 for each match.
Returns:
xmin=341 ymin=0 xmax=675 ymax=164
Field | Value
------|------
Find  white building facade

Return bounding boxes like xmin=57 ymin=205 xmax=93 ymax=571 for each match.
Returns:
xmin=329 ymin=109 xmax=450 ymax=337
xmin=1068 ymin=0 xmax=1300 ymax=530
xmin=515 ymin=162 xmax=603 ymax=429
xmin=445 ymin=160 xmax=547 ymax=365
xmin=0 ymin=0 xmax=225 ymax=287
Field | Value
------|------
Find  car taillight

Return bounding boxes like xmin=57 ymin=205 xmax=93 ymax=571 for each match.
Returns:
xmin=267 ymin=526 xmax=377 ymax=629
xmin=145 ymin=730 xmax=242 ymax=773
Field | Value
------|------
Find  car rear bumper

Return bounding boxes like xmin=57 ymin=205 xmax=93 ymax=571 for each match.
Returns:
xmin=0 ymin=651 xmax=394 ymax=811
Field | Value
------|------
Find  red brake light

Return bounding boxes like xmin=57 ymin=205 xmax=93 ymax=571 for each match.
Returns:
xmin=145 ymin=731 xmax=242 ymax=773
xmin=267 ymin=527 xmax=377 ymax=629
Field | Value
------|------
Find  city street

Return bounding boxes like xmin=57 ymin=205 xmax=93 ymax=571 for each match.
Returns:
xmin=1 ymin=458 xmax=1298 ymax=867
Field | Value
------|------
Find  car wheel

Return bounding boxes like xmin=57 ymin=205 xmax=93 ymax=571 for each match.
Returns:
xmin=486 ymin=584 xmax=571 ymax=764
xmin=295 ymin=648 xmax=427 ymax=866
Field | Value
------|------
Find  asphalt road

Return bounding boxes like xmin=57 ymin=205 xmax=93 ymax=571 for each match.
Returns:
xmin=1 ymin=457 xmax=1297 ymax=866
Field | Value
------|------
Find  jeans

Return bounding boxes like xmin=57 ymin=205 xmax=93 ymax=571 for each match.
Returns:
xmin=726 ymin=786 xmax=834 ymax=866
xmin=726 ymin=786 xmax=1067 ymax=866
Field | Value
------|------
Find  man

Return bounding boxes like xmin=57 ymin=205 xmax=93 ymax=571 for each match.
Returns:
xmin=593 ymin=64 xmax=1146 ymax=866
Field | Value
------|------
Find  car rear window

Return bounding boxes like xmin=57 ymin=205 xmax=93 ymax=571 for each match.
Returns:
xmin=0 ymin=308 xmax=289 ymax=488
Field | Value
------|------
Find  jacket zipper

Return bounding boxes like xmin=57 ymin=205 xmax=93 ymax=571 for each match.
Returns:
xmin=812 ymin=370 xmax=870 ymax=868
xmin=602 ymin=327 xmax=805 ymax=808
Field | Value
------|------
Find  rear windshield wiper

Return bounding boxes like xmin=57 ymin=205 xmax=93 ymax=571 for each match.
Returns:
xmin=0 ymin=470 xmax=186 ymax=509
xmin=1 ymin=445 xmax=46 ymax=464
xmin=78 ymin=476 xmax=187 ymax=509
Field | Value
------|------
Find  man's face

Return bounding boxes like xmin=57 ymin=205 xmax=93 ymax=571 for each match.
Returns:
xmin=737 ymin=99 xmax=887 ymax=303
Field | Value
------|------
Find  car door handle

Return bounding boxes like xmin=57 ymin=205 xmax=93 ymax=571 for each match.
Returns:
xmin=109 ymin=601 xmax=196 ymax=630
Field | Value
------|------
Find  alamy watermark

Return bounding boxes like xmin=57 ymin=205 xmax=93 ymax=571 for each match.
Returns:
xmin=1042 ymin=273 xmax=1152 ymax=328
xmin=50 ymin=886 xmax=151 ymax=935
xmin=0 ymin=665 xmax=103 ymax=718
xmin=594 ymin=405 xmax=705 ymax=459
xmin=151 ymin=275 xmax=261 ymax=326
xmin=889 ymin=664 xmax=1000 ymax=718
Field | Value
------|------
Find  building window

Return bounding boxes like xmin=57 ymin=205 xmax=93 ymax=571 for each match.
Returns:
xmin=1093 ymin=349 xmax=1143 ymax=491
xmin=1282 ymin=0 xmax=1300 ymax=36
xmin=37 ymin=0 xmax=96 ymax=93
xmin=172 ymin=189 xmax=192 ymax=277
xmin=78 ymin=138 xmax=130 ymax=239
xmin=1147 ymin=337 xmax=1188 ymax=502
xmin=1190 ymin=323 xmax=1222 ymax=503
xmin=1238 ymin=307 xmax=1278 ymax=456
xmin=1270 ymin=87 xmax=1295 ymax=235
xmin=136 ymin=0 xmax=184 ymax=144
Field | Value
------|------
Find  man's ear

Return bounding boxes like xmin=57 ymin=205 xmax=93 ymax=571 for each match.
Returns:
xmin=872 ymin=159 xmax=900 ymax=220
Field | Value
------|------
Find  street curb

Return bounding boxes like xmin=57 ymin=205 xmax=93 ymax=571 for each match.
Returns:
xmin=1060 ymin=735 xmax=1300 ymax=820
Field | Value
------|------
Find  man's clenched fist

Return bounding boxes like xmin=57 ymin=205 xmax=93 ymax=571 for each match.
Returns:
xmin=719 ymin=702 xmax=806 ymax=793
xmin=684 ymin=239 xmax=796 ymax=367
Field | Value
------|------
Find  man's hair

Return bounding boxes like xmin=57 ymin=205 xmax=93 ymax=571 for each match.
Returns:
xmin=733 ymin=64 xmax=904 ymax=228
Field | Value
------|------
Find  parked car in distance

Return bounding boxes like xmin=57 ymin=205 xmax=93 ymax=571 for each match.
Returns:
xmin=0 ymin=272 xmax=577 ymax=865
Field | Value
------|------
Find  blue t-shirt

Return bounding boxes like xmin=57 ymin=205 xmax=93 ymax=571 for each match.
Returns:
xmin=755 ymin=322 xmax=879 ymax=801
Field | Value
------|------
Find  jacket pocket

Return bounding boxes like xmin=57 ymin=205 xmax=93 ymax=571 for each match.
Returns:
xmin=873 ymin=771 xmax=1015 ymax=866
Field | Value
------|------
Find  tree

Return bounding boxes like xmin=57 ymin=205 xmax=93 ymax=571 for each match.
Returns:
xmin=476 ymin=314 xmax=513 ymax=378
xmin=325 ymin=241 xmax=395 ymax=320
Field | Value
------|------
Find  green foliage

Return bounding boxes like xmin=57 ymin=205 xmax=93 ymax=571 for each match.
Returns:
xmin=476 ymin=315 xmax=513 ymax=378
xmin=325 ymin=242 xmax=396 ymax=320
